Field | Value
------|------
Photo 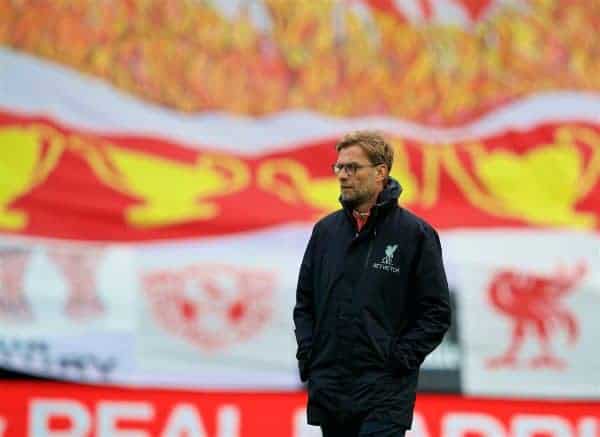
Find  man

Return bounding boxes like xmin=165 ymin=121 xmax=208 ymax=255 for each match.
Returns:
xmin=293 ymin=131 xmax=451 ymax=436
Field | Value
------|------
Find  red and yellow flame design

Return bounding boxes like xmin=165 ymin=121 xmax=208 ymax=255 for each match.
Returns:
xmin=2 ymin=0 xmax=600 ymax=125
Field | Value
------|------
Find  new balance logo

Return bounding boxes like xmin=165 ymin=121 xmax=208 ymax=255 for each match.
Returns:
xmin=382 ymin=245 xmax=398 ymax=265
xmin=373 ymin=244 xmax=400 ymax=273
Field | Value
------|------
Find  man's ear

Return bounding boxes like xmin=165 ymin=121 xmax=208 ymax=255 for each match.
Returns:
xmin=377 ymin=165 xmax=387 ymax=183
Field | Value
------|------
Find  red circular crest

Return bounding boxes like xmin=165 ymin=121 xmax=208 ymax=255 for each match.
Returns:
xmin=142 ymin=264 xmax=275 ymax=350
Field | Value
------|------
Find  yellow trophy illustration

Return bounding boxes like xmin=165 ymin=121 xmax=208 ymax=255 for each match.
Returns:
xmin=444 ymin=126 xmax=599 ymax=229
xmin=71 ymin=140 xmax=250 ymax=228
xmin=0 ymin=125 xmax=65 ymax=230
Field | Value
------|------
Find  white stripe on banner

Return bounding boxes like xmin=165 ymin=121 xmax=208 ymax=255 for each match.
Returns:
xmin=2 ymin=47 xmax=600 ymax=153
xmin=0 ymin=226 xmax=598 ymax=394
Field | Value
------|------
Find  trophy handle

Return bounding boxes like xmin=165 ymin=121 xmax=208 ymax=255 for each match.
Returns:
xmin=200 ymin=153 xmax=251 ymax=195
xmin=257 ymin=158 xmax=308 ymax=204
xmin=29 ymin=124 xmax=66 ymax=187
xmin=69 ymin=138 xmax=129 ymax=193
xmin=567 ymin=126 xmax=600 ymax=199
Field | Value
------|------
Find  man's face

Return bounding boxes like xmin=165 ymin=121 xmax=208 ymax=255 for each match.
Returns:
xmin=335 ymin=145 xmax=384 ymax=207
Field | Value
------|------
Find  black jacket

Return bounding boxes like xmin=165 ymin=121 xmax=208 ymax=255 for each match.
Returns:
xmin=293 ymin=178 xmax=451 ymax=428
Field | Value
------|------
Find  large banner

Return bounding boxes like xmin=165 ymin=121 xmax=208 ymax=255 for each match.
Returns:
xmin=1 ymin=0 xmax=599 ymax=397
xmin=0 ymin=382 xmax=598 ymax=437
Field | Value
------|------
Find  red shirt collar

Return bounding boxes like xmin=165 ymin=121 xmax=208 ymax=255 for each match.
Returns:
xmin=352 ymin=209 xmax=371 ymax=232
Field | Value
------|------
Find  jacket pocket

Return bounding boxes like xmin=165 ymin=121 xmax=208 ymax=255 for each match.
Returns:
xmin=364 ymin=310 xmax=390 ymax=365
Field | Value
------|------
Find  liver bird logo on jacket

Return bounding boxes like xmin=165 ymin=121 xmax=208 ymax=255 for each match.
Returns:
xmin=486 ymin=262 xmax=586 ymax=370
xmin=382 ymin=245 xmax=398 ymax=265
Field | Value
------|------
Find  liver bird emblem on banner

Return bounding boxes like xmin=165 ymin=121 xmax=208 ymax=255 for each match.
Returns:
xmin=486 ymin=262 xmax=586 ymax=370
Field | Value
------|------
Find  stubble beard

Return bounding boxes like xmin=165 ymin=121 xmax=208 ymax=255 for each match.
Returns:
xmin=341 ymin=187 xmax=373 ymax=209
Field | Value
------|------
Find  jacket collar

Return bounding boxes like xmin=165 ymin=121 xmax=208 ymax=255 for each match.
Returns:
xmin=340 ymin=177 xmax=403 ymax=214
xmin=340 ymin=177 xmax=403 ymax=229
xmin=374 ymin=177 xmax=402 ymax=211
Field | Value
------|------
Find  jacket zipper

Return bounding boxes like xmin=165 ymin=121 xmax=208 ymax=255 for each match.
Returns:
xmin=316 ymin=230 xmax=375 ymax=345
xmin=361 ymin=230 xmax=388 ymax=363
xmin=362 ymin=234 xmax=374 ymax=271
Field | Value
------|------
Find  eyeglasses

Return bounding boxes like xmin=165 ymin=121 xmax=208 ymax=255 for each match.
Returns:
xmin=332 ymin=162 xmax=382 ymax=176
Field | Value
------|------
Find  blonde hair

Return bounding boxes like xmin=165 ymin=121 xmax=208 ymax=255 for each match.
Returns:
xmin=335 ymin=130 xmax=394 ymax=172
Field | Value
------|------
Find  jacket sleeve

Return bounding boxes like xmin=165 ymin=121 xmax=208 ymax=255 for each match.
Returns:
xmin=293 ymin=225 xmax=318 ymax=382
xmin=389 ymin=224 xmax=451 ymax=373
